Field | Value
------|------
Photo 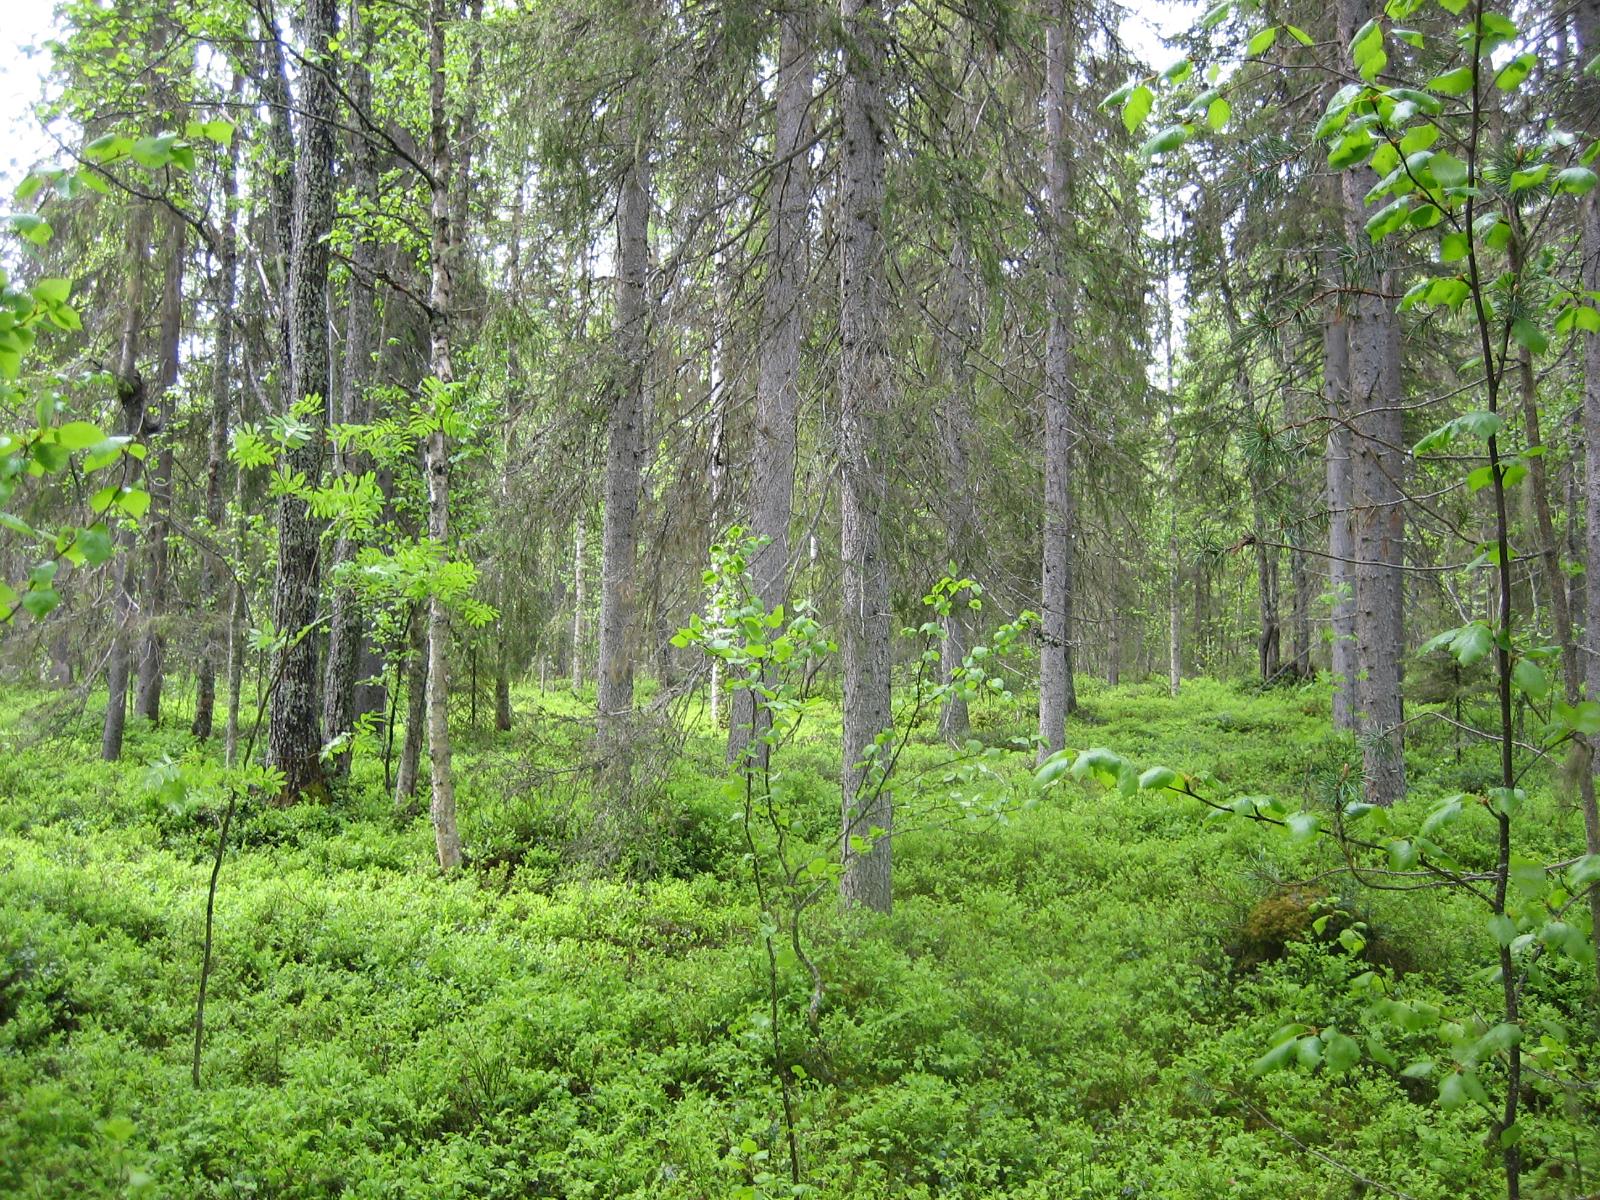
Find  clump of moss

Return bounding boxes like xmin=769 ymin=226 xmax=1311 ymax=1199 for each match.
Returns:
xmin=1231 ymin=886 xmax=1330 ymax=972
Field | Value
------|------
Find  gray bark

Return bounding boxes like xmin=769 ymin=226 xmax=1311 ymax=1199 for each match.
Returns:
xmin=1324 ymin=312 xmax=1357 ymax=728
xmin=728 ymin=5 xmax=813 ymax=763
xmin=1572 ymin=0 xmax=1600 ymax=993
xmin=423 ymin=0 xmax=463 ymax=872
xmin=102 ymin=204 xmax=151 ymax=763
xmin=1038 ymin=0 xmax=1078 ymax=757
xmin=395 ymin=606 xmax=427 ymax=809
xmin=1339 ymin=0 xmax=1405 ymax=803
xmin=596 ymin=153 xmax=651 ymax=729
xmin=571 ymin=516 xmax=586 ymax=690
xmin=264 ymin=0 xmax=339 ymax=803
xmin=134 ymin=211 xmax=183 ymax=723
xmin=194 ymin=81 xmax=241 ymax=742
xmin=321 ymin=0 xmax=379 ymax=777
xmin=838 ymin=0 xmax=894 ymax=913
xmin=937 ymin=241 xmax=980 ymax=742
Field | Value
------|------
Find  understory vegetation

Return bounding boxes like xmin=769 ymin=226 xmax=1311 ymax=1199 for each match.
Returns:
xmin=3 ymin=675 xmax=1596 ymax=1199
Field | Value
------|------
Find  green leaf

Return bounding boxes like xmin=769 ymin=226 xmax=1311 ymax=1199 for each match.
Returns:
xmin=1286 ymin=811 xmax=1320 ymax=842
xmin=1365 ymin=198 xmax=1412 ymax=242
xmin=1512 ymin=658 xmax=1548 ymax=701
xmin=1400 ymin=124 xmax=1440 ymax=154
xmin=1122 ymin=85 xmax=1154 ymax=135
xmin=1286 ymin=24 xmax=1314 ymax=46
xmin=1140 ymin=125 xmax=1191 ymax=159
xmin=1430 ymin=150 xmax=1468 ymax=187
xmin=1035 ymin=751 xmax=1076 ymax=789
xmin=1554 ymin=700 xmax=1600 ymax=735
xmin=1555 ymin=304 xmax=1600 ymax=334
xmin=1323 ymin=1031 xmax=1361 ymax=1074
xmin=1161 ymin=58 xmax=1193 ymax=84
xmin=1206 ymin=97 xmax=1232 ymax=131
xmin=1554 ymin=166 xmax=1598 ymax=196
xmin=1331 ymin=130 xmax=1382 ymax=170
xmin=1138 ymin=766 xmax=1178 ymax=791
xmin=1566 ymin=854 xmax=1600 ymax=890
xmin=55 ymin=421 xmax=105 ymax=450
xmin=1427 ymin=67 xmax=1475 ymax=96
xmin=1511 ymin=317 xmax=1549 ymax=355
xmin=1509 ymin=163 xmax=1550 ymax=192
xmin=1247 ymin=26 xmax=1278 ymax=56
xmin=1494 ymin=53 xmax=1534 ymax=91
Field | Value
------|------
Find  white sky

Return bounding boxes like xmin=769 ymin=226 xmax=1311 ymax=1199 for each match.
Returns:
xmin=0 ymin=0 xmax=58 ymax=197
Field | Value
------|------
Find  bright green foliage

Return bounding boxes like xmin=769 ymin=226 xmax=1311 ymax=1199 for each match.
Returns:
xmin=4 ymin=678 xmax=1597 ymax=1197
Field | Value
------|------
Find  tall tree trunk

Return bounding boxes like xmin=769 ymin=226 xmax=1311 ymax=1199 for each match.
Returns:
xmin=571 ymin=515 xmax=586 ymax=690
xmin=1324 ymin=312 xmax=1357 ymax=727
xmin=1038 ymin=0 xmax=1078 ymax=757
xmin=1572 ymin=0 xmax=1600 ymax=994
xmin=729 ymin=5 xmax=813 ymax=763
xmin=134 ymin=210 xmax=183 ymax=723
xmin=264 ymin=0 xmax=339 ymax=804
xmin=1289 ymin=533 xmax=1311 ymax=678
xmin=194 ymin=80 xmax=242 ymax=742
xmin=596 ymin=152 xmax=651 ymax=730
xmin=838 ymin=0 xmax=893 ymax=913
xmin=321 ymin=0 xmax=379 ymax=777
xmin=421 ymin=0 xmax=468 ymax=872
xmin=395 ymin=606 xmax=427 ymax=809
xmin=937 ymin=240 xmax=980 ymax=743
xmin=1338 ymin=0 xmax=1406 ymax=804
xmin=1251 ymin=484 xmax=1280 ymax=681
xmin=102 ymin=204 xmax=151 ymax=763
xmin=495 ymin=639 xmax=513 ymax=731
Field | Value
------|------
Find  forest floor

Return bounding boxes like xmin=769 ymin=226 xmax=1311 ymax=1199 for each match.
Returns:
xmin=1 ymin=675 xmax=1597 ymax=1199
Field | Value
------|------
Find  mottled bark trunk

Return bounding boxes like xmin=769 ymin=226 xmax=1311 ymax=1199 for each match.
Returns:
xmin=321 ymin=3 xmax=379 ymax=778
xmin=1289 ymin=534 xmax=1311 ymax=678
xmin=1038 ymin=0 xmax=1078 ymax=757
xmin=1572 ymin=0 xmax=1600 ymax=993
xmin=596 ymin=154 xmax=651 ymax=730
xmin=1252 ymin=482 xmax=1280 ymax=681
xmin=134 ymin=211 xmax=183 ymax=723
xmin=422 ymin=0 xmax=467 ymax=872
xmin=265 ymin=0 xmax=338 ymax=803
xmin=571 ymin=516 xmax=586 ymax=690
xmin=193 ymin=84 xmax=241 ymax=742
xmin=396 ymin=611 xmax=428 ymax=809
xmin=838 ymin=0 xmax=893 ymax=913
xmin=1324 ymin=313 xmax=1357 ymax=727
xmin=495 ymin=640 xmax=513 ymax=731
xmin=395 ymin=607 xmax=427 ymax=809
xmin=937 ymin=242 xmax=979 ymax=743
xmin=1339 ymin=0 xmax=1405 ymax=804
xmin=1166 ymin=411 xmax=1181 ymax=696
xmin=1106 ymin=601 xmax=1121 ymax=686
xmin=102 ymin=204 xmax=151 ymax=763
xmin=729 ymin=6 xmax=812 ymax=763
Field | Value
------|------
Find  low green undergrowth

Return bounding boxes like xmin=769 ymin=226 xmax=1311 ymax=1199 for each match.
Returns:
xmin=0 ymin=676 xmax=1595 ymax=1198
